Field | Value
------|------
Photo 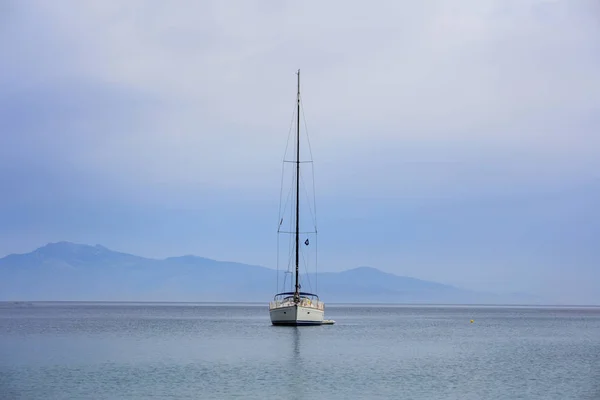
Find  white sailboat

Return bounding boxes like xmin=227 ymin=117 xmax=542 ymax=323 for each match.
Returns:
xmin=269 ymin=70 xmax=326 ymax=326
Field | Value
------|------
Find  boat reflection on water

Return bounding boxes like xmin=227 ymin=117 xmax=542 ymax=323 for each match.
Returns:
xmin=292 ymin=326 xmax=300 ymax=358
xmin=286 ymin=327 xmax=305 ymax=400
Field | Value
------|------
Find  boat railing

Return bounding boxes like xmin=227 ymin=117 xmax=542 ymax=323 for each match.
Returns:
xmin=269 ymin=300 xmax=325 ymax=311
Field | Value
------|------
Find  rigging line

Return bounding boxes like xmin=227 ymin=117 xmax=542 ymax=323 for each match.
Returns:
xmin=278 ymin=174 xmax=295 ymax=231
xmin=278 ymin=140 xmax=295 ymax=221
xmin=276 ymin=228 xmax=279 ymax=293
xmin=299 ymin=97 xmax=319 ymax=294
xmin=290 ymin=113 xmax=315 ymax=214
xmin=287 ymin=237 xmax=294 ymax=271
xmin=296 ymin=96 xmax=317 ymax=228
xmin=286 ymin=226 xmax=294 ymax=276
xmin=277 ymin=103 xmax=298 ymax=295
xmin=299 ymin=243 xmax=313 ymax=293
xmin=284 ymin=231 xmax=294 ymax=292
xmin=282 ymin=101 xmax=297 ymax=162
xmin=300 ymin=97 xmax=318 ymax=230
xmin=284 ymin=237 xmax=294 ymax=292
xmin=277 ymin=109 xmax=294 ymax=227
xmin=279 ymin=147 xmax=300 ymax=227
xmin=277 ymin=160 xmax=286 ymax=229
xmin=278 ymin=98 xmax=298 ymax=269
xmin=304 ymin=171 xmax=317 ymax=229
xmin=299 ymin=168 xmax=317 ymax=230
xmin=282 ymin=271 xmax=287 ymax=292
xmin=311 ymin=162 xmax=318 ymax=231
xmin=286 ymin=163 xmax=296 ymax=292
xmin=290 ymin=243 xmax=295 ymax=293
xmin=299 ymin=97 xmax=315 ymax=162
xmin=277 ymin=166 xmax=295 ymax=232
xmin=315 ymin=231 xmax=318 ymax=294
xmin=298 ymin=238 xmax=312 ymax=292
xmin=311 ymin=160 xmax=319 ymax=294
xmin=276 ymin=177 xmax=283 ymax=291
xmin=278 ymin=212 xmax=294 ymax=295
xmin=276 ymin=168 xmax=288 ymax=292
xmin=280 ymin=213 xmax=295 ymax=293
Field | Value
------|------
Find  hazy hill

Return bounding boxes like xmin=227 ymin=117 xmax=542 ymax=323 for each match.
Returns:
xmin=0 ymin=242 xmax=537 ymax=303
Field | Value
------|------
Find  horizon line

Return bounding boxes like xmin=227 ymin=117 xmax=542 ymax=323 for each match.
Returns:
xmin=3 ymin=301 xmax=599 ymax=308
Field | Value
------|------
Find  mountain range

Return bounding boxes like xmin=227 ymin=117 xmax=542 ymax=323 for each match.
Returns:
xmin=0 ymin=241 xmax=540 ymax=304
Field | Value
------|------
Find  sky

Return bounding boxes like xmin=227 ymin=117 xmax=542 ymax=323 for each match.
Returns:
xmin=1 ymin=0 xmax=599 ymax=304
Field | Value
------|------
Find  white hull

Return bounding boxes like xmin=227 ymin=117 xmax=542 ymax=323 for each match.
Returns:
xmin=269 ymin=304 xmax=324 ymax=326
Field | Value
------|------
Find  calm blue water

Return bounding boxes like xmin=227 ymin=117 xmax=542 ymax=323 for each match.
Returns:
xmin=1 ymin=302 xmax=599 ymax=399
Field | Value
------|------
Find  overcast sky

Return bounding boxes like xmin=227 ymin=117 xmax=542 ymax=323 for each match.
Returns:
xmin=1 ymin=0 xmax=599 ymax=303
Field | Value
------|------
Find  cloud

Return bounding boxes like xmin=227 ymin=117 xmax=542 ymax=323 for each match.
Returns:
xmin=3 ymin=1 xmax=599 ymax=194
xmin=1 ymin=0 xmax=599 ymax=302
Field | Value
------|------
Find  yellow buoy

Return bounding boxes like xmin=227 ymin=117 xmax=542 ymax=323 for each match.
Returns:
xmin=470 ymin=319 xmax=474 ymax=323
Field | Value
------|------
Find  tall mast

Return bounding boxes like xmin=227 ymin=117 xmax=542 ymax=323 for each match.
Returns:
xmin=294 ymin=69 xmax=301 ymax=302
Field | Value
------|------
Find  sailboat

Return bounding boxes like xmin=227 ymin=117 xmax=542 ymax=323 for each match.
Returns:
xmin=269 ymin=70 xmax=326 ymax=326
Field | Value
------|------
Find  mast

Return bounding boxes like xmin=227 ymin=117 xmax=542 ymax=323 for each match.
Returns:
xmin=294 ymin=69 xmax=301 ymax=303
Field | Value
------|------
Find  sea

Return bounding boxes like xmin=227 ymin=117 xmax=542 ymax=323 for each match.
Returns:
xmin=1 ymin=302 xmax=598 ymax=400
